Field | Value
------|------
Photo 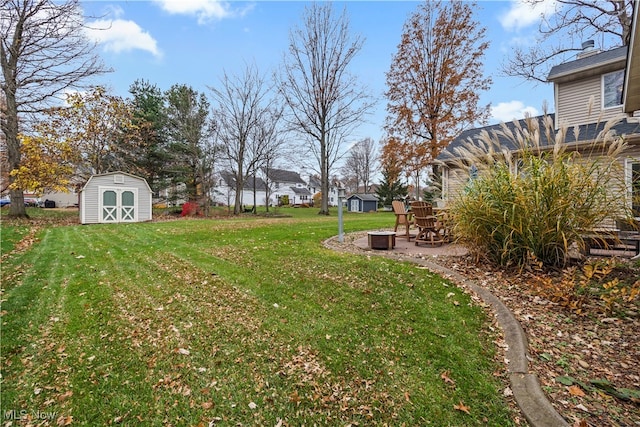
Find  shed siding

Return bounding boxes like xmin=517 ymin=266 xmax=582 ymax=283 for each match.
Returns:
xmin=81 ymin=173 xmax=152 ymax=224
xmin=557 ymin=75 xmax=623 ymax=127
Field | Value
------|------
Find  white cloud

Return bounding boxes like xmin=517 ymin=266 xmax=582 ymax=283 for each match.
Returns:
xmin=86 ymin=18 xmax=162 ymax=58
xmin=491 ymin=101 xmax=539 ymax=123
xmin=499 ymin=0 xmax=557 ymax=32
xmin=153 ymin=0 xmax=231 ymax=24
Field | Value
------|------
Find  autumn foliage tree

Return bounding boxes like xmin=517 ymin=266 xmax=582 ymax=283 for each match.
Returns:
xmin=53 ymin=87 xmax=136 ymax=180
xmin=384 ymin=0 xmax=491 ymax=197
xmin=9 ymin=133 xmax=76 ymax=194
xmin=1 ymin=0 xmax=107 ymax=217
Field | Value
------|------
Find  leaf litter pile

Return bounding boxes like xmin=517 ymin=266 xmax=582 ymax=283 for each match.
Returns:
xmin=415 ymin=254 xmax=639 ymax=426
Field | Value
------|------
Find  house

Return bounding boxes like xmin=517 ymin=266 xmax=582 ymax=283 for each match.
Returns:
xmin=80 ymin=172 xmax=152 ymax=224
xmin=437 ymin=10 xmax=640 ymax=222
xmin=346 ymin=193 xmax=378 ymax=213
xmin=209 ymin=168 xmax=343 ymax=208
xmin=265 ymin=168 xmax=312 ymax=206
xmin=212 ymin=172 xmax=269 ymax=207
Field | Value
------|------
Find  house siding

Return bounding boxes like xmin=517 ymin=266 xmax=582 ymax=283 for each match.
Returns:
xmin=81 ymin=173 xmax=152 ymax=224
xmin=444 ymin=167 xmax=470 ymax=204
xmin=556 ymin=75 xmax=624 ymax=127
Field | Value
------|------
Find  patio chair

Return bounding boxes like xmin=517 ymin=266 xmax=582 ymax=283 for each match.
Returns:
xmin=435 ymin=209 xmax=453 ymax=243
xmin=413 ymin=203 xmax=444 ymax=246
xmin=392 ymin=200 xmax=413 ymax=241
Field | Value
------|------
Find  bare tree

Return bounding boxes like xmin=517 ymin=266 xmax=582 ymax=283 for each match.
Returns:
xmin=341 ymin=137 xmax=377 ymax=194
xmin=502 ymin=0 xmax=633 ymax=83
xmin=252 ymin=106 xmax=286 ymax=213
xmin=210 ymin=64 xmax=274 ymax=215
xmin=278 ymin=2 xmax=373 ymax=215
xmin=1 ymin=0 xmax=108 ymax=217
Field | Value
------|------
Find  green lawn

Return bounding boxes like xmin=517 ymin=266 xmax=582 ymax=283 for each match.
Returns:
xmin=0 ymin=209 xmax=516 ymax=426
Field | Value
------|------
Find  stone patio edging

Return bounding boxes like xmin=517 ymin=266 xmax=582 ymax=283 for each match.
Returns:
xmin=324 ymin=236 xmax=569 ymax=427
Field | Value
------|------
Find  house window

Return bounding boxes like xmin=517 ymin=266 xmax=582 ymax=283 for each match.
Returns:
xmin=602 ymin=70 xmax=624 ymax=109
xmin=632 ymin=161 xmax=640 ymax=218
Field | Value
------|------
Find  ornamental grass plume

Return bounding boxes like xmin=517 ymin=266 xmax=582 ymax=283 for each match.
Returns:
xmin=449 ymin=111 xmax=633 ymax=268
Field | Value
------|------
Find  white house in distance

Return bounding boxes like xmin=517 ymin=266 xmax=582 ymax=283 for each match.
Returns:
xmin=80 ymin=171 xmax=152 ymax=224
xmin=211 ymin=168 xmax=342 ymax=207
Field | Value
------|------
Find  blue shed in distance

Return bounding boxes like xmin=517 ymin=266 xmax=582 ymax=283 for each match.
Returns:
xmin=346 ymin=194 xmax=378 ymax=213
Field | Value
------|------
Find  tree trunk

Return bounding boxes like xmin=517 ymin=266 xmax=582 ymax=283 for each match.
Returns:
xmin=5 ymin=90 xmax=27 ymax=218
xmin=319 ymin=136 xmax=330 ymax=215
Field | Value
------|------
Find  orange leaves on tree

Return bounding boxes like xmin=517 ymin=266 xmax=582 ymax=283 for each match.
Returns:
xmin=384 ymin=0 xmax=491 ymax=178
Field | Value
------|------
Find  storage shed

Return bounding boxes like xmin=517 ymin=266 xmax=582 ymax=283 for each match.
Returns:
xmin=80 ymin=172 xmax=152 ymax=224
xmin=347 ymin=194 xmax=378 ymax=213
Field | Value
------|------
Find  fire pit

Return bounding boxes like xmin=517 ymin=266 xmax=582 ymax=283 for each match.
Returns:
xmin=367 ymin=231 xmax=396 ymax=250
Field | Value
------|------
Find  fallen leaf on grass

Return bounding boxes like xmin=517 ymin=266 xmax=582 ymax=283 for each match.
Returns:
xmin=289 ymin=391 xmax=301 ymax=404
xmin=177 ymin=348 xmax=190 ymax=355
xmin=454 ymin=401 xmax=470 ymax=414
xmin=57 ymin=390 xmax=73 ymax=402
xmin=568 ymin=385 xmax=586 ymax=397
xmin=440 ymin=371 xmax=456 ymax=386
xmin=201 ymin=401 xmax=214 ymax=409
xmin=56 ymin=415 xmax=73 ymax=426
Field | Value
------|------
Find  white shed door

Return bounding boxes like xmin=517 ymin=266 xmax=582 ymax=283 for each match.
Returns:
xmin=350 ymin=199 xmax=359 ymax=212
xmin=100 ymin=187 xmax=137 ymax=223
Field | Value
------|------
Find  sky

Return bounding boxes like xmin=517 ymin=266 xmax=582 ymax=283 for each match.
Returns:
xmin=80 ymin=0 xmax=560 ymax=145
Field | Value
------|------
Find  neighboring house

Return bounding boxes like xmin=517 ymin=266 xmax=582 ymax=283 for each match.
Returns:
xmin=211 ymin=172 xmax=269 ymax=207
xmin=80 ymin=172 xmax=152 ymax=224
xmin=356 ymin=184 xmax=379 ymax=194
xmin=307 ymin=175 xmax=321 ymax=198
xmin=42 ymin=190 xmax=79 ymax=208
xmin=265 ymin=168 xmax=312 ymax=206
xmin=437 ymin=13 xmax=640 ymax=222
xmin=209 ymin=168 xmax=343 ymax=208
xmin=154 ymin=182 xmax=187 ymax=207
xmin=347 ymin=193 xmax=378 ymax=213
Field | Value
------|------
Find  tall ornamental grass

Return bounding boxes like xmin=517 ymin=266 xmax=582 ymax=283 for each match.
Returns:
xmin=450 ymin=113 xmax=633 ymax=268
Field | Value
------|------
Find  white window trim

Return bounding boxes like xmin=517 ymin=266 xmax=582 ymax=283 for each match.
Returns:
xmin=626 ymin=158 xmax=640 ymax=220
xmin=601 ymin=70 xmax=624 ymax=110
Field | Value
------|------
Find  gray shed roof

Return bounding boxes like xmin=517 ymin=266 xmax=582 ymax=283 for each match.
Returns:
xmin=348 ymin=193 xmax=378 ymax=201
xmin=437 ymin=114 xmax=640 ymax=163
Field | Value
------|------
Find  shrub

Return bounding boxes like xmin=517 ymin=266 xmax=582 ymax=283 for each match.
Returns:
xmin=450 ymin=113 xmax=632 ymax=268
xmin=180 ymin=201 xmax=200 ymax=217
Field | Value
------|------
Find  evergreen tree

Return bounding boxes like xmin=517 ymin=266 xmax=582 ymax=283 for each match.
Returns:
xmin=376 ymin=168 xmax=408 ymax=207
